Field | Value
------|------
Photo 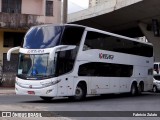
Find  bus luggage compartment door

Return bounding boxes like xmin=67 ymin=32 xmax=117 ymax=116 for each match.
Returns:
xmin=90 ymin=77 xmax=110 ymax=94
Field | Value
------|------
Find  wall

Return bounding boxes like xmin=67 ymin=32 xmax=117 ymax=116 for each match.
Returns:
xmin=54 ymin=0 xmax=62 ymax=23
xmin=21 ymin=0 xmax=61 ymax=24
xmin=22 ymin=0 xmax=43 ymax=15
xmin=0 ymin=31 xmax=8 ymax=65
xmin=46 ymin=0 xmax=61 ymax=24
xmin=0 ymin=0 xmax=61 ymax=24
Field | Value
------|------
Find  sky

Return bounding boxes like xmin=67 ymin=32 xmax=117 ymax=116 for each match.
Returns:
xmin=68 ymin=0 xmax=89 ymax=14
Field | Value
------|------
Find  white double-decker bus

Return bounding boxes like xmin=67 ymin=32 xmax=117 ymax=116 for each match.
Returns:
xmin=7 ymin=24 xmax=153 ymax=101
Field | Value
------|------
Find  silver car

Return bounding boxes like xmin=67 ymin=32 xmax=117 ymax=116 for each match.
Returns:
xmin=153 ymin=75 xmax=160 ymax=92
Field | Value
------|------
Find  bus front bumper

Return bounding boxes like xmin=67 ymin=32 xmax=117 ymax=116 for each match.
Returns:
xmin=15 ymin=84 xmax=57 ymax=97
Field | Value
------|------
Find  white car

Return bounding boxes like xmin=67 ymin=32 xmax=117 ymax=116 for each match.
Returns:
xmin=153 ymin=75 xmax=160 ymax=92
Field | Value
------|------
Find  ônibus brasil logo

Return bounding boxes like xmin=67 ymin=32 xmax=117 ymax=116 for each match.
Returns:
xmin=99 ymin=53 xmax=114 ymax=60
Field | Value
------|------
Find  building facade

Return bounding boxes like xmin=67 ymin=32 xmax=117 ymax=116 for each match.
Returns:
xmin=0 ymin=0 xmax=61 ymax=86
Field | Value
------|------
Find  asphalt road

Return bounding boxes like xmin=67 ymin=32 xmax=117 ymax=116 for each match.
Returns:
xmin=0 ymin=92 xmax=160 ymax=120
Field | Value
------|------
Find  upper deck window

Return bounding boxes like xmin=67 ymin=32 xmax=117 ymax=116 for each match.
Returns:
xmin=23 ymin=26 xmax=63 ymax=49
xmin=23 ymin=25 xmax=85 ymax=49
xmin=83 ymin=31 xmax=153 ymax=57
xmin=61 ymin=26 xmax=85 ymax=46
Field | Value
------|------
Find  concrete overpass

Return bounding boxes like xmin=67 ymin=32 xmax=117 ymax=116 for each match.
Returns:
xmin=68 ymin=0 xmax=160 ymax=61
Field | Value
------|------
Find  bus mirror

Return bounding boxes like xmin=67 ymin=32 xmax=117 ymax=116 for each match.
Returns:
xmin=7 ymin=47 xmax=20 ymax=61
xmin=49 ymin=45 xmax=76 ymax=61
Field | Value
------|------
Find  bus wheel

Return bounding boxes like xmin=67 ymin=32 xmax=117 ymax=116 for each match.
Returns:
xmin=130 ymin=83 xmax=138 ymax=96
xmin=40 ymin=96 xmax=53 ymax=101
xmin=153 ymin=86 xmax=157 ymax=93
xmin=138 ymin=83 xmax=144 ymax=95
xmin=69 ymin=83 xmax=86 ymax=101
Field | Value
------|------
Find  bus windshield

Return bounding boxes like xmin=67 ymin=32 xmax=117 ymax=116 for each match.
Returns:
xmin=17 ymin=53 xmax=56 ymax=79
xmin=23 ymin=26 xmax=63 ymax=49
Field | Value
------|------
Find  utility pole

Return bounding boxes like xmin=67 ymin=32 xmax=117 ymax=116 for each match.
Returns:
xmin=63 ymin=0 xmax=68 ymax=23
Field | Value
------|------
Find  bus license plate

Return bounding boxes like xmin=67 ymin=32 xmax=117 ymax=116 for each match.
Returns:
xmin=27 ymin=91 xmax=35 ymax=95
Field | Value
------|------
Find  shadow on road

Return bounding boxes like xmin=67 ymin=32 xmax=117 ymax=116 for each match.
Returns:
xmin=20 ymin=92 xmax=158 ymax=104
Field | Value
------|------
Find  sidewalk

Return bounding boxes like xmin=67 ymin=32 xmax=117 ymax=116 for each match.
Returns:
xmin=0 ymin=87 xmax=15 ymax=95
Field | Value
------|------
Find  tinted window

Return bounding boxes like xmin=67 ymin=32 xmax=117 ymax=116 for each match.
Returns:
xmin=78 ymin=62 xmax=133 ymax=77
xmin=83 ymin=31 xmax=153 ymax=57
xmin=61 ymin=26 xmax=85 ymax=46
xmin=55 ymin=48 xmax=78 ymax=76
xmin=23 ymin=26 xmax=63 ymax=49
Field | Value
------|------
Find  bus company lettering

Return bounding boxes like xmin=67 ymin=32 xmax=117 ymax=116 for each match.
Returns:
xmin=99 ymin=53 xmax=114 ymax=60
xmin=27 ymin=49 xmax=45 ymax=54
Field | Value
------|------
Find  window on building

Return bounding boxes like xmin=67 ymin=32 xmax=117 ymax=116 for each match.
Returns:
xmin=3 ymin=32 xmax=25 ymax=47
xmin=2 ymin=0 xmax=22 ymax=13
xmin=46 ymin=1 xmax=53 ymax=16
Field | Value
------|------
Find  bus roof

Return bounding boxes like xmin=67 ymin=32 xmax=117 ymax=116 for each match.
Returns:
xmin=30 ymin=23 xmax=153 ymax=46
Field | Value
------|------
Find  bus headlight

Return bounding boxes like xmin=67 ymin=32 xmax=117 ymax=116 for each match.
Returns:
xmin=40 ymin=79 xmax=61 ymax=87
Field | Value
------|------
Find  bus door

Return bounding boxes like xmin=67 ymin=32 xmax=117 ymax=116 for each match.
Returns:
xmin=56 ymin=48 xmax=77 ymax=96
xmin=119 ymin=77 xmax=130 ymax=93
xmin=109 ymin=77 xmax=119 ymax=93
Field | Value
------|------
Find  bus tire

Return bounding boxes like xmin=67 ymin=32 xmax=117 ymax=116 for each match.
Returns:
xmin=138 ymin=82 xmax=144 ymax=95
xmin=69 ymin=83 xmax=87 ymax=101
xmin=40 ymin=96 xmax=53 ymax=101
xmin=153 ymin=85 xmax=158 ymax=93
xmin=130 ymin=83 xmax=138 ymax=96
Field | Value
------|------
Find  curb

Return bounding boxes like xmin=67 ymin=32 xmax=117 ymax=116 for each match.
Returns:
xmin=0 ymin=88 xmax=15 ymax=95
xmin=0 ymin=92 xmax=16 ymax=95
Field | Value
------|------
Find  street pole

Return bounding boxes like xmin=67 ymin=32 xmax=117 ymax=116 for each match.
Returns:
xmin=63 ymin=0 xmax=68 ymax=23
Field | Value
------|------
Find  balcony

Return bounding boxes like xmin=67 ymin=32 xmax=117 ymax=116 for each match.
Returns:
xmin=0 ymin=12 xmax=45 ymax=30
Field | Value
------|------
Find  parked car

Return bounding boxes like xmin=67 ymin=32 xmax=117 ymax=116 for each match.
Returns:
xmin=153 ymin=75 xmax=160 ymax=92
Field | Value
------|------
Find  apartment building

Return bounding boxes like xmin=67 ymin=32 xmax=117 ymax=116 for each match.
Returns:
xmin=0 ymin=0 xmax=61 ymax=86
